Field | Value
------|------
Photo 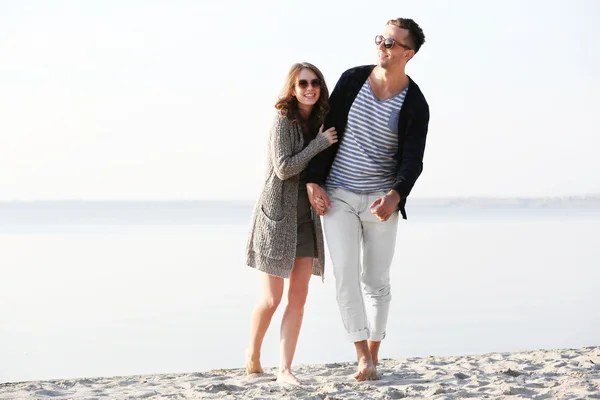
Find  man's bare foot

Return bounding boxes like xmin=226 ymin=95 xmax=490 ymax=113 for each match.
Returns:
xmin=245 ymin=349 xmax=263 ymax=375
xmin=353 ymin=356 xmax=378 ymax=381
xmin=368 ymin=340 xmax=381 ymax=366
xmin=276 ymin=369 xmax=301 ymax=385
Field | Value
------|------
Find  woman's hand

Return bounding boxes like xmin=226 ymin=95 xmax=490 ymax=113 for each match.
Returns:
xmin=307 ymin=183 xmax=331 ymax=216
xmin=318 ymin=124 xmax=338 ymax=144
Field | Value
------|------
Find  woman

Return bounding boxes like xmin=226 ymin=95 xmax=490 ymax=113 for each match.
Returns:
xmin=245 ymin=62 xmax=337 ymax=385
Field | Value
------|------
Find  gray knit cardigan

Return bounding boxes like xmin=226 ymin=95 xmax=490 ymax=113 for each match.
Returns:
xmin=245 ymin=113 xmax=332 ymax=279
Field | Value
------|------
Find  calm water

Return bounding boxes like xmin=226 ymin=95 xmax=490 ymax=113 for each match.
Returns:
xmin=1 ymin=202 xmax=599 ymax=383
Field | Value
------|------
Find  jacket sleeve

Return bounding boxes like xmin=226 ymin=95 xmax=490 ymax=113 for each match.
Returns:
xmin=391 ymin=107 xmax=430 ymax=199
xmin=305 ymin=75 xmax=345 ymax=185
xmin=269 ymin=115 xmax=331 ymax=181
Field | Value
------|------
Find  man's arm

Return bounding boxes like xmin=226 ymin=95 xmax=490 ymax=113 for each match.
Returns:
xmin=391 ymin=109 xmax=430 ymax=199
xmin=305 ymin=73 xmax=347 ymax=216
xmin=305 ymin=73 xmax=346 ymax=185
xmin=371 ymin=108 xmax=430 ymax=222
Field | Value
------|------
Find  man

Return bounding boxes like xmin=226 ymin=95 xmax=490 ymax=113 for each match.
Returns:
xmin=305 ymin=18 xmax=429 ymax=381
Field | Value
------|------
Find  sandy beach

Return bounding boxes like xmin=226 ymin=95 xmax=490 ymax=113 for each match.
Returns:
xmin=1 ymin=346 xmax=598 ymax=399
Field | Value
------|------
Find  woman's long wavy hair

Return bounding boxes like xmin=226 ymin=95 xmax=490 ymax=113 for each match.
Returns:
xmin=275 ymin=62 xmax=330 ymax=127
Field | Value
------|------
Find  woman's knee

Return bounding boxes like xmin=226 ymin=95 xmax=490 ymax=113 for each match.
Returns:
xmin=261 ymin=292 xmax=282 ymax=311
xmin=287 ymin=285 xmax=309 ymax=308
xmin=259 ymin=273 xmax=284 ymax=311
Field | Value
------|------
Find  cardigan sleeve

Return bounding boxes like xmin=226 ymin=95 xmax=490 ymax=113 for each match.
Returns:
xmin=391 ymin=107 xmax=430 ymax=199
xmin=269 ymin=115 xmax=332 ymax=181
xmin=304 ymin=74 xmax=346 ymax=185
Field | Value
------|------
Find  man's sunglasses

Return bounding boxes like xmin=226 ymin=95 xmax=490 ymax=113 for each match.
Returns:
xmin=297 ymin=79 xmax=321 ymax=89
xmin=375 ymin=35 xmax=412 ymax=50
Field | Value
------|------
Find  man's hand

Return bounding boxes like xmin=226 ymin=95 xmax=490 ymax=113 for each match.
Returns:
xmin=370 ymin=190 xmax=401 ymax=222
xmin=306 ymin=183 xmax=331 ymax=216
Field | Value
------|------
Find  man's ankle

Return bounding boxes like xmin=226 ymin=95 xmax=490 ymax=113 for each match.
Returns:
xmin=354 ymin=340 xmax=372 ymax=362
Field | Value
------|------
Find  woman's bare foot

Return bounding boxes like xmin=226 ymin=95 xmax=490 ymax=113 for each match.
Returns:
xmin=277 ymin=369 xmax=301 ymax=385
xmin=353 ymin=356 xmax=378 ymax=381
xmin=245 ymin=349 xmax=263 ymax=375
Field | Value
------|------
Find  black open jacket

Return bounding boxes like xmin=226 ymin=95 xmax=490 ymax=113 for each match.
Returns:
xmin=305 ymin=65 xmax=430 ymax=219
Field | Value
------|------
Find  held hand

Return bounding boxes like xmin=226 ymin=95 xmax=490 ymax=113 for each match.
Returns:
xmin=307 ymin=183 xmax=331 ymax=216
xmin=370 ymin=191 xmax=401 ymax=222
xmin=318 ymin=124 xmax=338 ymax=145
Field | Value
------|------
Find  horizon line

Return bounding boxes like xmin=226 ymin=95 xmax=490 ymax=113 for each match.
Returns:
xmin=1 ymin=195 xmax=600 ymax=206
xmin=1 ymin=194 xmax=600 ymax=203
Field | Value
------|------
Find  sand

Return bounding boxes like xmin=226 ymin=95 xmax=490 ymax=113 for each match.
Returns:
xmin=1 ymin=346 xmax=599 ymax=399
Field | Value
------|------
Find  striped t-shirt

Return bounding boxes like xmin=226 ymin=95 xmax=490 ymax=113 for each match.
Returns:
xmin=326 ymin=80 xmax=408 ymax=192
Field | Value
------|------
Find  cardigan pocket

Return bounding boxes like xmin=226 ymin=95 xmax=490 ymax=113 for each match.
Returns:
xmin=252 ymin=206 xmax=286 ymax=260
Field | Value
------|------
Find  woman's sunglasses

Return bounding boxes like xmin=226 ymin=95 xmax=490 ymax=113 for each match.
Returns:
xmin=375 ymin=35 xmax=412 ymax=50
xmin=297 ymin=79 xmax=321 ymax=89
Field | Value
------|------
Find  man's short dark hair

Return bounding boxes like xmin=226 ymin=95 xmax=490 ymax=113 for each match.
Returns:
xmin=387 ymin=18 xmax=426 ymax=53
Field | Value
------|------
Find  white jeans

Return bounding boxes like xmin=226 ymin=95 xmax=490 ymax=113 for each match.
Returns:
xmin=323 ymin=187 xmax=399 ymax=342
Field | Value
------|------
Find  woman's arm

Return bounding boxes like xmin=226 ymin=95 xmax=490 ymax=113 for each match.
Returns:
xmin=270 ymin=116 xmax=332 ymax=181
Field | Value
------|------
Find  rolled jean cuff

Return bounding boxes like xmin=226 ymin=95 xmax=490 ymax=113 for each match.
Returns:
xmin=347 ymin=328 xmax=369 ymax=343
xmin=369 ymin=332 xmax=386 ymax=342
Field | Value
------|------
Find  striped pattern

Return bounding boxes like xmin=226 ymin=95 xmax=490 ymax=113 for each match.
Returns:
xmin=326 ymin=80 xmax=408 ymax=192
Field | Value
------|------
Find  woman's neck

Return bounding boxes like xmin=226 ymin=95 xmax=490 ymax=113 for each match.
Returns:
xmin=298 ymin=104 xmax=313 ymax=120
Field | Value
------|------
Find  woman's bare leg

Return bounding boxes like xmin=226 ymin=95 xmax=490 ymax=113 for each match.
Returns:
xmin=246 ymin=272 xmax=284 ymax=374
xmin=277 ymin=257 xmax=313 ymax=384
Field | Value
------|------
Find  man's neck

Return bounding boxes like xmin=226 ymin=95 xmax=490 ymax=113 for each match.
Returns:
xmin=371 ymin=65 xmax=409 ymax=91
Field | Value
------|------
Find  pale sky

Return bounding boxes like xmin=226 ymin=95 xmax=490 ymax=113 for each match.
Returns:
xmin=1 ymin=0 xmax=599 ymax=201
